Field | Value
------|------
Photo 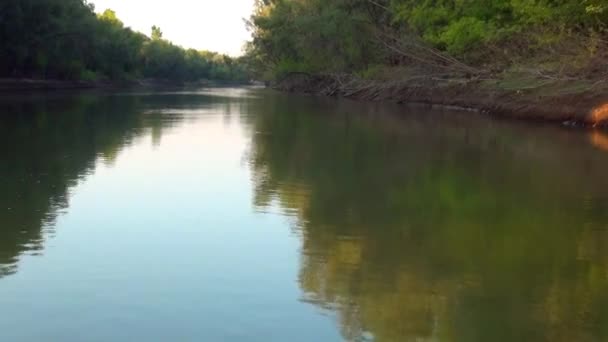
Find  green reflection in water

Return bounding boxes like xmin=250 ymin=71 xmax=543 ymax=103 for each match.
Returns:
xmin=248 ymin=95 xmax=608 ymax=342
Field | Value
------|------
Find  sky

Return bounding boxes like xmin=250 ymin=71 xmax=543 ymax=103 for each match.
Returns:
xmin=89 ymin=0 xmax=255 ymax=56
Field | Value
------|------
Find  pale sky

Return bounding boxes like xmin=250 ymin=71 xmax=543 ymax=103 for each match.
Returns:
xmin=89 ymin=0 xmax=255 ymax=56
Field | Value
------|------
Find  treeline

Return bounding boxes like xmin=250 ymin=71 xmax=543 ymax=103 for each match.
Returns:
xmin=246 ymin=0 xmax=608 ymax=80
xmin=0 ymin=0 xmax=248 ymax=82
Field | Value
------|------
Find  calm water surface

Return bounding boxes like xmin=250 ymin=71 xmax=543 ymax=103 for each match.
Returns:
xmin=2 ymin=88 xmax=608 ymax=341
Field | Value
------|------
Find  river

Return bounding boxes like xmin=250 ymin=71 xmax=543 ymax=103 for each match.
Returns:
xmin=1 ymin=88 xmax=608 ymax=341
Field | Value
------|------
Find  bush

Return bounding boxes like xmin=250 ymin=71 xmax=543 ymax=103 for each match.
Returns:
xmin=437 ymin=17 xmax=496 ymax=55
xmin=80 ymin=70 xmax=101 ymax=82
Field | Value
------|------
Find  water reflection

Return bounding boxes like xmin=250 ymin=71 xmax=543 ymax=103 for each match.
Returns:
xmin=248 ymin=96 xmax=608 ymax=341
xmin=2 ymin=89 xmax=608 ymax=341
xmin=0 ymin=95 xmax=135 ymax=276
xmin=589 ymin=130 xmax=608 ymax=152
xmin=0 ymin=90 xmax=249 ymax=278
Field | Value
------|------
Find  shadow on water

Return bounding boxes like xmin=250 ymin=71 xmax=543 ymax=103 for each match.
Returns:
xmin=247 ymin=94 xmax=608 ymax=342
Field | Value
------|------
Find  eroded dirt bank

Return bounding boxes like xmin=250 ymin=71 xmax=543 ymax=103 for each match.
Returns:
xmin=275 ymin=73 xmax=608 ymax=127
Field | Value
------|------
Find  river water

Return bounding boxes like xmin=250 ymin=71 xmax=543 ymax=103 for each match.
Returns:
xmin=1 ymin=88 xmax=608 ymax=341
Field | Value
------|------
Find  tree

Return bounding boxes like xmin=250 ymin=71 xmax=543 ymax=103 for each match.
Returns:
xmin=151 ymin=25 xmax=163 ymax=40
xmin=0 ymin=2 xmax=249 ymax=82
xmin=246 ymin=0 xmax=608 ymax=80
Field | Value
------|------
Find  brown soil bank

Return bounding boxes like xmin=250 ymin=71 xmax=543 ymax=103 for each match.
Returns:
xmin=274 ymin=73 xmax=608 ymax=127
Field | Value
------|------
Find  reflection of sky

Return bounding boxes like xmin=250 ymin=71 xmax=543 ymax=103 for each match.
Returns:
xmin=88 ymin=0 xmax=254 ymax=56
xmin=0 ymin=106 xmax=342 ymax=341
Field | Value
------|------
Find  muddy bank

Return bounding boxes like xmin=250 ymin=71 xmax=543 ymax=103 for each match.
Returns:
xmin=274 ymin=73 xmax=608 ymax=126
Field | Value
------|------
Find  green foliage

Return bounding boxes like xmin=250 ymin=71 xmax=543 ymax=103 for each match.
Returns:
xmin=391 ymin=0 xmax=607 ymax=53
xmin=151 ymin=25 xmax=163 ymax=40
xmin=274 ymin=59 xmax=313 ymax=78
xmin=247 ymin=0 xmax=386 ymax=79
xmin=436 ymin=17 xmax=496 ymax=54
xmin=247 ymin=0 xmax=608 ymax=79
xmin=0 ymin=0 xmax=249 ymax=82
xmin=79 ymin=70 xmax=101 ymax=82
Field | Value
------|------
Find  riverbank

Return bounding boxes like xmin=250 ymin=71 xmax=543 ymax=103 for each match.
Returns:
xmin=0 ymin=78 xmax=251 ymax=92
xmin=0 ymin=78 xmax=126 ymax=91
xmin=275 ymin=73 xmax=608 ymax=127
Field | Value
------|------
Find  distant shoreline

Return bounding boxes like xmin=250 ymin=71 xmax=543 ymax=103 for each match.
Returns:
xmin=0 ymin=78 xmax=252 ymax=92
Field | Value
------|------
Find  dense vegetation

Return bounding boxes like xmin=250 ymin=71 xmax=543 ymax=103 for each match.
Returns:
xmin=246 ymin=0 xmax=608 ymax=80
xmin=0 ymin=0 xmax=248 ymax=82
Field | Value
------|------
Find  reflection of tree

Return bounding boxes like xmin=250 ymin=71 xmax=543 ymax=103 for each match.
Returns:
xmin=0 ymin=93 xmax=203 ymax=278
xmin=0 ymin=91 xmax=254 ymax=278
xmin=0 ymin=94 xmax=144 ymax=277
xmin=248 ymin=96 xmax=608 ymax=342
